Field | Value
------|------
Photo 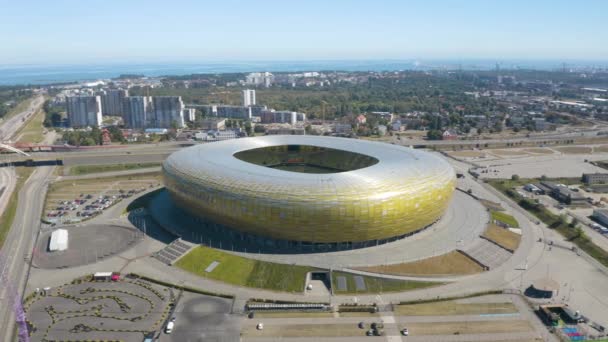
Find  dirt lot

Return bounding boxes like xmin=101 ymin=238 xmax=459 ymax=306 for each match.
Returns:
xmin=556 ymin=146 xmax=593 ymax=154
xmin=402 ymin=320 xmax=533 ymax=335
xmin=490 ymin=149 xmax=529 ymax=156
xmin=523 ymin=148 xmax=554 ymax=154
xmin=594 ymin=145 xmax=608 ymax=153
xmin=355 ymin=251 xmax=483 ymax=276
xmin=483 ymin=224 xmax=521 ymax=251
xmin=449 ymin=150 xmax=486 ymax=158
xmin=242 ymin=323 xmax=362 ymax=337
xmin=394 ymin=300 xmax=518 ymax=316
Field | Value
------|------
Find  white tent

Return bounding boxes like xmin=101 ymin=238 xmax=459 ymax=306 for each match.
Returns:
xmin=49 ymin=229 xmax=68 ymax=252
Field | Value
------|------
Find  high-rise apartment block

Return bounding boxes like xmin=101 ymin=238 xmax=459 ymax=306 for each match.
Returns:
xmin=66 ymin=96 xmax=103 ymax=127
xmin=260 ymin=110 xmax=306 ymax=125
xmin=242 ymin=89 xmax=256 ymax=106
xmin=245 ymin=72 xmax=273 ymax=87
xmin=151 ymin=96 xmax=185 ymax=128
xmin=101 ymin=89 xmax=128 ymax=116
xmin=122 ymin=96 xmax=151 ymax=129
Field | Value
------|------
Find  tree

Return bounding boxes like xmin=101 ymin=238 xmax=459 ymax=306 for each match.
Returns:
xmin=107 ymin=126 xmax=126 ymax=143
xmin=569 ymin=217 xmax=579 ymax=228
xmin=493 ymin=121 xmax=503 ymax=132
xmin=426 ymin=130 xmax=442 ymax=140
xmin=557 ymin=214 xmax=568 ymax=226
xmin=511 ymin=174 xmax=520 ymax=181
xmin=82 ymin=137 xmax=96 ymax=146
xmin=90 ymin=127 xmax=102 ymax=145
xmin=254 ymin=125 xmax=266 ymax=133
xmin=244 ymin=121 xmax=252 ymax=136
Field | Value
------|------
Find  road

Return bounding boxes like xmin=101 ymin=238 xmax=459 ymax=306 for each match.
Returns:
xmin=0 ymin=165 xmax=53 ymax=341
xmin=0 ymin=95 xmax=45 ymax=141
xmin=0 ymin=167 xmax=16 ymax=217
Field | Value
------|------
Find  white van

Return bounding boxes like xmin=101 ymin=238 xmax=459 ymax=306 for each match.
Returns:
xmin=165 ymin=321 xmax=174 ymax=334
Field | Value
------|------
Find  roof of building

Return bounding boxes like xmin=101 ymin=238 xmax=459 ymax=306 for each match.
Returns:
xmin=164 ymin=136 xmax=454 ymax=190
xmin=49 ymin=229 xmax=68 ymax=252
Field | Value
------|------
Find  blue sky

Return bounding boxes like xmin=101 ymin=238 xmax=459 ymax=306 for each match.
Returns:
xmin=1 ymin=0 xmax=607 ymax=64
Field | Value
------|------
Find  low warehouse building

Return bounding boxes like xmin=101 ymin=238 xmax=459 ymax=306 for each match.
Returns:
xmin=48 ymin=229 xmax=68 ymax=252
xmin=593 ymin=209 xmax=608 ymax=227
xmin=582 ymin=173 xmax=608 ymax=185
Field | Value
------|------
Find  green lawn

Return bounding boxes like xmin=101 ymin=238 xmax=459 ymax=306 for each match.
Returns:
xmin=16 ymin=106 xmax=46 ymax=143
xmin=176 ymin=246 xmax=315 ymax=292
xmin=0 ymin=168 xmax=34 ymax=248
xmin=331 ymin=271 xmax=440 ymax=294
xmin=69 ymin=162 xmax=161 ymax=175
xmin=491 ymin=211 xmax=519 ymax=227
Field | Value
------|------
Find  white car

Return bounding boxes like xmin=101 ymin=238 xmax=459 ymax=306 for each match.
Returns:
xmin=401 ymin=328 xmax=409 ymax=336
xmin=256 ymin=323 xmax=264 ymax=330
xmin=164 ymin=321 xmax=174 ymax=334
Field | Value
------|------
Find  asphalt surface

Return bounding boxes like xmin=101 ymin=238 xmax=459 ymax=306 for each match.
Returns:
xmin=0 ymin=167 xmax=16 ymax=216
xmin=159 ymin=292 xmax=240 ymax=342
xmin=0 ymin=95 xmax=45 ymax=141
xmin=33 ymin=224 xmax=143 ymax=269
xmin=3 ymin=125 xmax=608 ymax=340
xmin=17 ymin=150 xmax=608 ymax=337
xmin=0 ymin=165 xmax=54 ymax=341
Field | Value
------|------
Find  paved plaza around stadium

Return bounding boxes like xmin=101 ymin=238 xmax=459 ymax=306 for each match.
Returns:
xmin=33 ymin=224 xmax=143 ymax=269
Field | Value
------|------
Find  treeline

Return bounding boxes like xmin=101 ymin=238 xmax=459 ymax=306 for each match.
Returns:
xmin=0 ymin=87 xmax=34 ymax=118
xmin=62 ymin=126 xmax=125 ymax=146
xmin=130 ymin=73 xmax=499 ymax=119
xmin=42 ymin=100 xmax=64 ymax=127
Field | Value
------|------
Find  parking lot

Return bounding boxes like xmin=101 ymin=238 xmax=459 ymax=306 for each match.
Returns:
xmin=44 ymin=174 xmax=162 ymax=224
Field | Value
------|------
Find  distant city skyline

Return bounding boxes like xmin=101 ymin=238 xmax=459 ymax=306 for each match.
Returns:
xmin=1 ymin=0 xmax=607 ymax=65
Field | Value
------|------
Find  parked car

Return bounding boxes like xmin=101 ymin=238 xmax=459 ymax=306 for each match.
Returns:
xmin=401 ymin=328 xmax=409 ymax=336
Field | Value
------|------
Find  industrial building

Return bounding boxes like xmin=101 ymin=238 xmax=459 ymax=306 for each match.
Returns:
xmin=582 ymin=173 xmax=608 ymax=185
xmin=539 ymin=181 xmax=586 ymax=205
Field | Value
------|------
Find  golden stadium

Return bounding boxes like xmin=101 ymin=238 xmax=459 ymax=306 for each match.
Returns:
xmin=162 ymin=136 xmax=456 ymax=244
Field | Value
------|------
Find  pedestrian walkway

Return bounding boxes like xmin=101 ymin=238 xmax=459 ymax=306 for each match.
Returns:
xmin=463 ymin=239 xmax=512 ymax=270
xmin=152 ymin=238 xmax=195 ymax=265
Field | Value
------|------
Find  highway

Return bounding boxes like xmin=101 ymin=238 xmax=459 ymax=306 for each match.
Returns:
xmin=0 ymin=95 xmax=45 ymax=141
xmin=0 ymin=165 xmax=53 ymax=341
xmin=1 ymin=125 xmax=607 ymax=169
xmin=0 ymin=168 xmax=16 ymax=218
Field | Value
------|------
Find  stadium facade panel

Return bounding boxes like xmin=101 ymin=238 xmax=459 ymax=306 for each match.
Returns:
xmin=163 ymin=136 xmax=456 ymax=243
